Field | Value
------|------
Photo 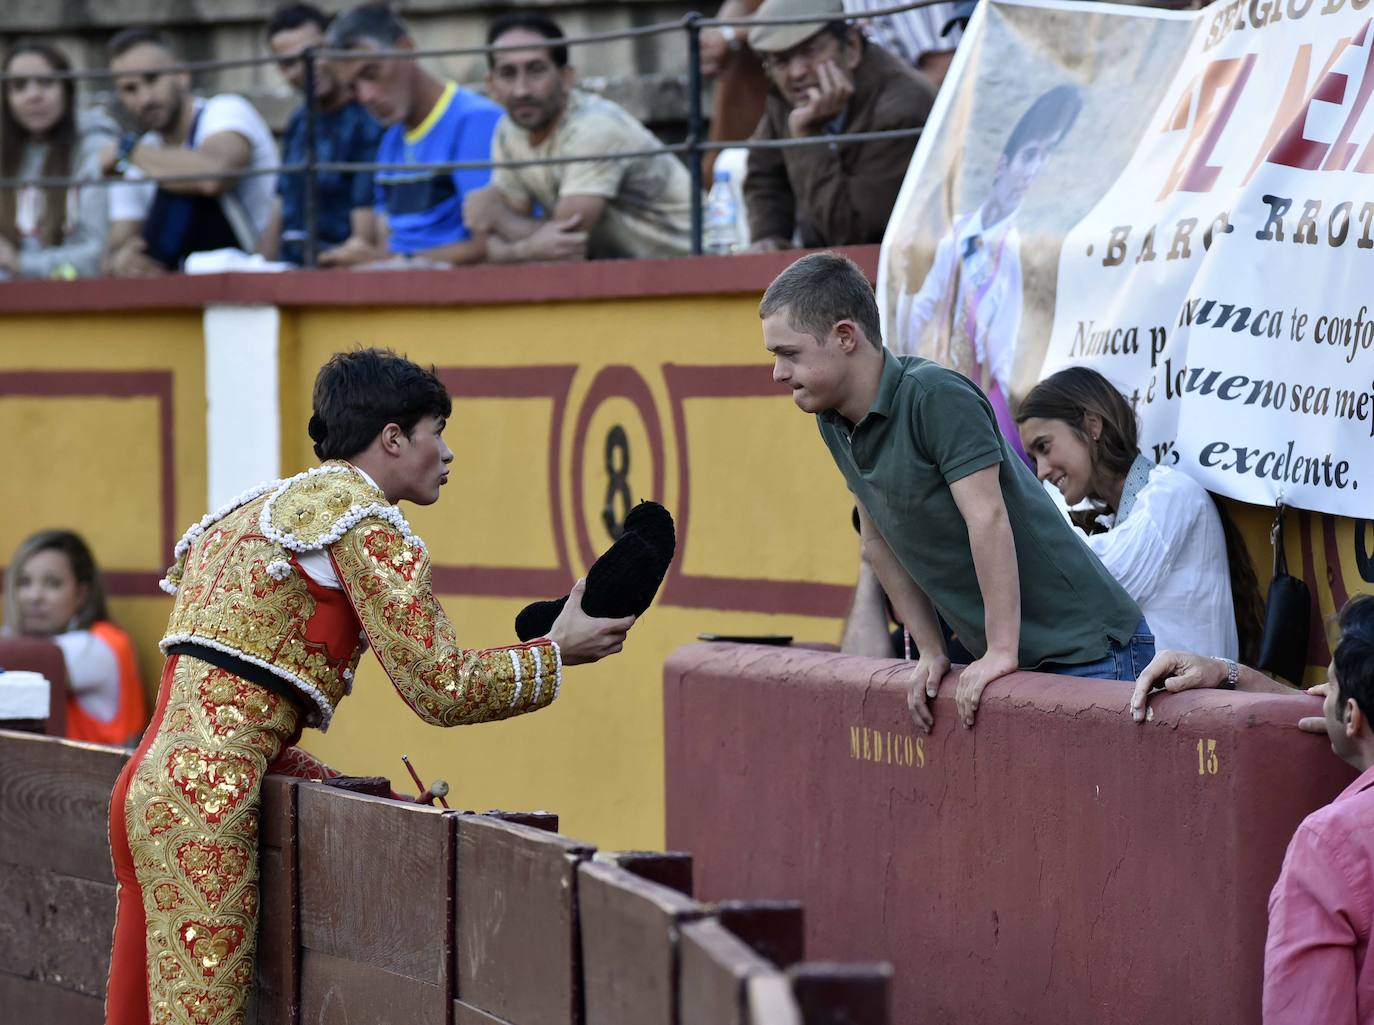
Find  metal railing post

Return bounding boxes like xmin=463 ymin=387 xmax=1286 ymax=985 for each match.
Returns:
xmin=685 ymin=13 xmax=705 ymax=256
xmin=302 ymin=48 xmax=320 ymax=268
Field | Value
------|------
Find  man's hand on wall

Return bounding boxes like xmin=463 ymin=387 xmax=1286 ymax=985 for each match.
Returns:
xmin=462 ymin=186 xmax=508 ymax=237
xmin=108 ymin=237 xmax=164 ymax=277
xmin=1299 ymin=682 xmax=1330 ymax=734
xmin=519 ymin=216 xmax=588 ymax=263
xmin=318 ymin=237 xmax=383 ymax=267
xmin=906 ymin=652 xmax=950 ymax=733
xmin=953 ymin=649 xmax=1018 ymax=729
xmin=746 ymin=237 xmax=788 ymax=253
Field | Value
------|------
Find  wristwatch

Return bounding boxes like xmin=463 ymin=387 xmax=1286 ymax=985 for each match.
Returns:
xmin=112 ymin=130 xmax=141 ymax=175
xmin=1212 ymin=657 xmax=1239 ymax=690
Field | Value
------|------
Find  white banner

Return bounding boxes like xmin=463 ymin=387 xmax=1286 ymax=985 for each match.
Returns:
xmin=879 ymin=0 xmax=1374 ymax=518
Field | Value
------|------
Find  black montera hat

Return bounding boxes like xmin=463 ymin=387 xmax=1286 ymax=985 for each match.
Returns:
xmin=515 ymin=501 xmax=676 ymax=641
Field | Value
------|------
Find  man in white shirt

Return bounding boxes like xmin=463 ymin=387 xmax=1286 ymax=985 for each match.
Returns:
xmin=99 ymin=28 xmax=278 ymax=275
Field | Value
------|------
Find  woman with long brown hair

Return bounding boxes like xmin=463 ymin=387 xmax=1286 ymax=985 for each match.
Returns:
xmin=1017 ymin=366 xmax=1265 ymax=663
xmin=0 ymin=40 xmax=116 ymax=279
xmin=2 ymin=529 xmax=148 ymax=745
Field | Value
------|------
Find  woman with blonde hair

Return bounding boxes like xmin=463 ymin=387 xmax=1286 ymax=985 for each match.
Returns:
xmin=3 ymin=529 xmax=147 ymax=744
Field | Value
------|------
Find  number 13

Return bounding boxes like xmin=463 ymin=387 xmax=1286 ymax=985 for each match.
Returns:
xmin=1197 ymin=738 xmax=1219 ymax=776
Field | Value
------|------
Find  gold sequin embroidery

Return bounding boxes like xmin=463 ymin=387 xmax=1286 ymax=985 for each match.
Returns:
xmin=124 ymin=656 xmax=299 ymax=1025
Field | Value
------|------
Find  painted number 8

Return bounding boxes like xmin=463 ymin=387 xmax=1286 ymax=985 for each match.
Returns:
xmin=1357 ymin=519 xmax=1374 ymax=584
xmin=602 ymin=425 xmax=632 ymax=541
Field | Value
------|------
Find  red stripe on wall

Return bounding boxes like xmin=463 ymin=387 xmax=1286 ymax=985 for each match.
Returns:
xmin=0 ymin=370 xmax=176 ymax=597
xmin=433 ymin=365 xmax=578 ymax=600
xmin=658 ymin=363 xmax=851 ymax=618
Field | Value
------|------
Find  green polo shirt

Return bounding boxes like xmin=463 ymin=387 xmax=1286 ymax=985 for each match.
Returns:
xmin=818 ymin=352 xmax=1141 ymax=668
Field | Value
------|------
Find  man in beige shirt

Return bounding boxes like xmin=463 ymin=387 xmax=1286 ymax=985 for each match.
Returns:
xmin=462 ymin=12 xmax=695 ymax=262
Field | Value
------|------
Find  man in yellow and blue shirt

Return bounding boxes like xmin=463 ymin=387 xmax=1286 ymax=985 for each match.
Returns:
xmin=328 ymin=2 xmax=501 ymax=264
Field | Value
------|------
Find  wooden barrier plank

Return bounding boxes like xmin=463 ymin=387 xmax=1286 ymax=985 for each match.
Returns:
xmin=476 ymin=811 xmax=559 ymax=832
xmin=252 ymin=774 xmax=300 ymax=1025
xmin=0 ymin=862 xmax=44 ymax=980
xmin=297 ymin=784 xmax=453 ymax=996
xmin=299 ymin=949 xmax=445 ymax=1025
xmin=787 ymin=964 xmax=890 ymax=1025
xmin=453 ymin=814 xmax=592 ymax=1025
xmin=715 ymin=901 xmax=805 ymax=969
xmin=0 ymin=968 xmax=103 ymax=1024
xmin=745 ymin=976 xmax=802 ymax=1025
xmin=0 ymin=863 xmax=114 ymax=993
xmin=0 ymin=730 xmax=127 ymax=881
xmin=600 ymin=851 xmax=693 ymax=897
xmin=679 ymin=919 xmax=777 ymax=1025
xmin=578 ymin=859 xmax=705 ymax=1025
xmin=453 ymin=999 xmax=516 ymax=1025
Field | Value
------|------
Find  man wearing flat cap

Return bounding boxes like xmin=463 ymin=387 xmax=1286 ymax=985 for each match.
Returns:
xmin=744 ymin=0 xmax=935 ymax=251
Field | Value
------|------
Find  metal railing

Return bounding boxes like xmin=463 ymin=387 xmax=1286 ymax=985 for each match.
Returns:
xmin=0 ymin=0 xmax=955 ymax=269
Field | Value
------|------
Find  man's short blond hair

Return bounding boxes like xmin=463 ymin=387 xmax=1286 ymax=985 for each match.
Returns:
xmin=759 ymin=251 xmax=882 ymax=348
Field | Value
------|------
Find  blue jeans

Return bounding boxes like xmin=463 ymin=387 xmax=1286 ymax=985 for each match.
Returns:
xmin=1042 ymin=618 xmax=1156 ymax=681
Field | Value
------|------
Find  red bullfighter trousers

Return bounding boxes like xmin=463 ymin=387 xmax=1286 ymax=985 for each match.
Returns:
xmin=105 ymin=654 xmax=299 ymax=1025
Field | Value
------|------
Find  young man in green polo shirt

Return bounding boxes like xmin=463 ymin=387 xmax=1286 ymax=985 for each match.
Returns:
xmin=760 ymin=251 xmax=1151 ymax=731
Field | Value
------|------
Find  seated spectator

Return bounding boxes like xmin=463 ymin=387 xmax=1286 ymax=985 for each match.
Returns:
xmin=1016 ymin=367 xmax=1264 ymax=661
xmin=326 ymin=2 xmax=502 ymax=266
xmin=0 ymin=41 xmax=117 ymax=279
xmin=100 ymin=28 xmax=278 ymax=275
xmin=842 ymin=0 xmax=964 ymax=90
xmin=743 ymin=0 xmax=934 ymax=251
xmin=463 ymin=12 xmax=693 ymax=263
xmin=1 ymin=530 xmax=148 ymax=746
xmin=1131 ymin=598 xmax=1374 ymax=1024
xmin=260 ymin=3 xmax=384 ymax=266
xmin=1267 ymin=598 xmax=1374 ymax=1022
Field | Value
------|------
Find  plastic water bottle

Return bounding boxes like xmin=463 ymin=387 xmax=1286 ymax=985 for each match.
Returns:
xmin=703 ymin=168 xmax=741 ymax=255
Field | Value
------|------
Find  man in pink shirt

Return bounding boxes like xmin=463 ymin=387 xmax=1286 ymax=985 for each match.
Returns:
xmin=1263 ymin=594 xmax=1374 ymax=1023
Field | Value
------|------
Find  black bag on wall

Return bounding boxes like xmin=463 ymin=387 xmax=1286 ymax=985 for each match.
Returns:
xmin=1256 ymin=504 xmax=1311 ymax=686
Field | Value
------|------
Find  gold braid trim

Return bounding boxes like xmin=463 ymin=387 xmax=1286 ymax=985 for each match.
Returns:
xmin=329 ymin=518 xmax=560 ymax=726
xmin=260 ymin=461 xmax=399 ymax=551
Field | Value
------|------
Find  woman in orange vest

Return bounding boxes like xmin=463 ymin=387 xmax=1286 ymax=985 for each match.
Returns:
xmin=2 ymin=529 xmax=148 ymax=745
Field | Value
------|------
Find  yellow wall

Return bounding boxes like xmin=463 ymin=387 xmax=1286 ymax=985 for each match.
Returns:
xmin=0 ymin=312 xmax=206 ymax=680
xmin=285 ymin=297 xmax=855 ymax=849
xmin=1 ymin=295 xmax=1368 ymax=852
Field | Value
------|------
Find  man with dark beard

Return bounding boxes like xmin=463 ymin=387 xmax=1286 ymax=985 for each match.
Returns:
xmin=100 ymin=28 xmax=278 ymax=275
xmin=462 ymin=12 xmax=694 ymax=263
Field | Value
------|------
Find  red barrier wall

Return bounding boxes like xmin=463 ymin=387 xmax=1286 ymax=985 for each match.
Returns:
xmin=663 ymin=644 xmax=1357 ymax=1025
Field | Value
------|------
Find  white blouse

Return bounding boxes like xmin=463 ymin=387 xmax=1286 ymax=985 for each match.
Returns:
xmin=54 ymin=629 xmax=121 ymax=722
xmin=1072 ymin=465 xmax=1239 ymax=659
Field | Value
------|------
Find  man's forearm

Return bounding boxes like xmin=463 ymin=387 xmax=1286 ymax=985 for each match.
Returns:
xmin=491 ymin=205 xmax=541 ymax=242
xmin=484 ymin=234 xmax=531 ymax=264
xmin=413 ymin=237 xmax=486 ymax=266
xmin=130 ymin=147 xmax=244 ymax=197
xmin=1237 ymin=665 xmax=1294 ymax=693
xmin=965 ymin=509 xmax=1020 ymax=658
xmin=861 ymin=529 xmax=943 ymax=657
xmin=840 ymin=549 xmax=896 ymax=658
